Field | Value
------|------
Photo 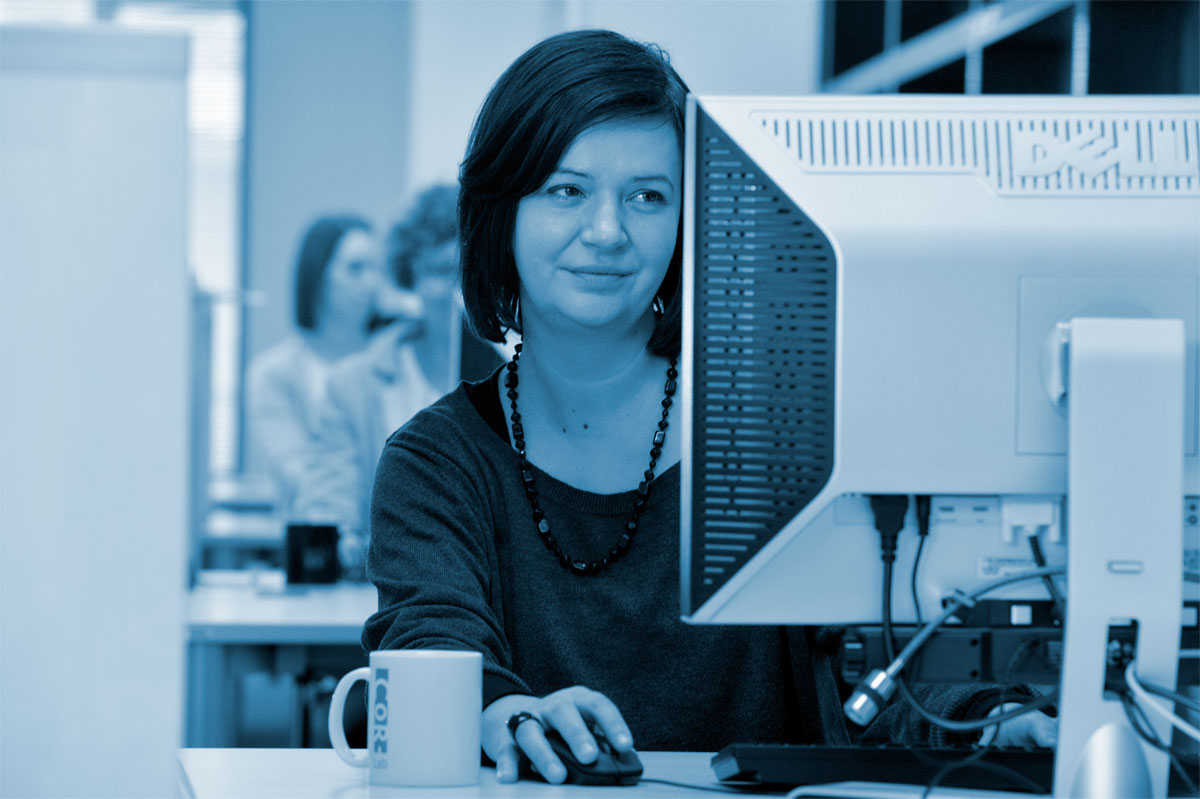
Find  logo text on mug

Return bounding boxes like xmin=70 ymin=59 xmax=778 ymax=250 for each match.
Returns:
xmin=372 ymin=668 xmax=389 ymax=768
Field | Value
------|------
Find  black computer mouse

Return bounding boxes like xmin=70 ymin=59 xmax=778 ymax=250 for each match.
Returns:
xmin=541 ymin=723 xmax=643 ymax=786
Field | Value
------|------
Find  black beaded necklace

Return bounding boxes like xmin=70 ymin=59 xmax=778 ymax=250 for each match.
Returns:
xmin=504 ymin=342 xmax=678 ymax=576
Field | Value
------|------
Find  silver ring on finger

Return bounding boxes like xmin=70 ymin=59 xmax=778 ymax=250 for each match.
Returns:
xmin=506 ymin=711 xmax=543 ymax=739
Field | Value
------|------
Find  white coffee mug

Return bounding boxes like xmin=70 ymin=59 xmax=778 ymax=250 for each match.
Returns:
xmin=329 ymin=649 xmax=483 ymax=786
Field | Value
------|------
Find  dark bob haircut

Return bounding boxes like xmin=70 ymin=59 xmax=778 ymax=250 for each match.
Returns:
xmin=293 ymin=215 xmax=372 ymax=330
xmin=458 ymin=28 xmax=689 ymax=358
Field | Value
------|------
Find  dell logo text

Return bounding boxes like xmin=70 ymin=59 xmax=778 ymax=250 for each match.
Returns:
xmin=1013 ymin=124 xmax=1196 ymax=180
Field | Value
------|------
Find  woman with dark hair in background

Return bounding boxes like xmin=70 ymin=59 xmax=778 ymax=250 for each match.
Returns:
xmin=363 ymin=29 xmax=1054 ymax=785
xmin=297 ymin=184 xmax=502 ymax=577
xmin=246 ymin=214 xmax=383 ymax=515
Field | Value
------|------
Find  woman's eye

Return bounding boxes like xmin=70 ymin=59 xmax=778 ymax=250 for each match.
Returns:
xmin=548 ymin=185 xmax=584 ymax=200
xmin=632 ymin=189 xmax=665 ymax=204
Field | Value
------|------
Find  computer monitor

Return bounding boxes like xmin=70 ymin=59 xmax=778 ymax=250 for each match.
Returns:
xmin=679 ymin=95 xmax=1199 ymax=797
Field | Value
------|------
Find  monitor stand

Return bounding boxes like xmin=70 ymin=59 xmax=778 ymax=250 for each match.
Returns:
xmin=1055 ymin=317 xmax=1185 ymax=798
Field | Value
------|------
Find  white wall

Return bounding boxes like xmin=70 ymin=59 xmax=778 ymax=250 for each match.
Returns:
xmin=576 ymin=0 xmax=824 ymax=94
xmin=405 ymin=0 xmax=825 ymax=188
xmin=405 ymin=0 xmax=567 ymax=189
xmin=242 ymin=0 xmax=413 ymax=375
xmin=0 ymin=24 xmax=189 ymax=798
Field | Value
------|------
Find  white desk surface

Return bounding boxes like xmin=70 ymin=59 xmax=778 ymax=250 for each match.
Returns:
xmin=189 ymin=570 xmax=376 ymax=644
xmin=178 ymin=749 xmax=732 ymax=798
xmin=176 ymin=749 xmax=1022 ymax=799
xmin=205 ymin=510 xmax=284 ymax=540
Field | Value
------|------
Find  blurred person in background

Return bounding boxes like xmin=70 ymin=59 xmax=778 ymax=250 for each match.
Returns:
xmin=245 ymin=214 xmax=385 ymax=516
xmin=296 ymin=184 xmax=503 ymax=576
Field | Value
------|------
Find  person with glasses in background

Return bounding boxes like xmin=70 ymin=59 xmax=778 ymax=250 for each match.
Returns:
xmin=297 ymin=185 xmax=503 ymax=577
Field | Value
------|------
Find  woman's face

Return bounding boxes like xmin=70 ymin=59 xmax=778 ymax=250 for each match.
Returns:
xmin=321 ymin=228 xmax=383 ymax=328
xmin=513 ymin=118 xmax=681 ymax=337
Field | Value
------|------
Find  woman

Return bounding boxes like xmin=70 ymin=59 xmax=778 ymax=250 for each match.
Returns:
xmin=363 ymin=29 xmax=1052 ymax=784
xmin=246 ymin=214 xmax=384 ymax=514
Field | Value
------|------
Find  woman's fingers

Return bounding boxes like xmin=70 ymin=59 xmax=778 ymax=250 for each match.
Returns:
xmin=540 ymin=687 xmax=635 ymax=762
xmin=989 ymin=706 xmax=1059 ymax=748
xmin=574 ymin=688 xmax=635 ymax=752
xmin=541 ymin=700 xmax=599 ymax=764
xmin=490 ymin=738 xmax=520 ymax=784
xmin=1025 ymin=711 xmax=1058 ymax=747
xmin=480 ymin=686 xmax=634 ymax=785
xmin=481 ymin=695 xmax=532 ymax=783
xmin=512 ymin=716 xmax=567 ymax=784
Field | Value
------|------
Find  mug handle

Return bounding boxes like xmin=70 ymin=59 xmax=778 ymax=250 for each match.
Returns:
xmin=328 ymin=667 xmax=370 ymax=767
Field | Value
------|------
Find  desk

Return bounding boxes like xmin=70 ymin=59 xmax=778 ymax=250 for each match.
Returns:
xmin=201 ymin=511 xmax=285 ymax=568
xmin=179 ymin=750 xmax=727 ymax=798
xmin=187 ymin=571 xmax=377 ymax=746
xmin=177 ymin=749 xmax=1023 ymax=798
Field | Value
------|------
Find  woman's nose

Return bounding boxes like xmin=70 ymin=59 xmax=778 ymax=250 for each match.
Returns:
xmin=581 ymin=196 xmax=627 ymax=248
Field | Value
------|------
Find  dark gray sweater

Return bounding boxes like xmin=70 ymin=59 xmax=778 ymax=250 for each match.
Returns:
xmin=362 ymin=372 xmax=992 ymax=751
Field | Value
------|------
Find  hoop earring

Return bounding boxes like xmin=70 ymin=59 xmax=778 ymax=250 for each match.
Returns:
xmin=652 ymin=295 xmax=665 ymax=317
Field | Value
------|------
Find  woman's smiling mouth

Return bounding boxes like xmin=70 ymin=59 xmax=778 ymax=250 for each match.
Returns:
xmin=563 ymin=267 xmax=633 ymax=287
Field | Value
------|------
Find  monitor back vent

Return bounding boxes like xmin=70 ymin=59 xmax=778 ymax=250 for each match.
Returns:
xmin=687 ymin=108 xmax=837 ymax=612
xmin=751 ymin=111 xmax=1200 ymax=196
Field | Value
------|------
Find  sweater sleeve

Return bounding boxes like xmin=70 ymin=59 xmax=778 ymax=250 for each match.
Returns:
xmin=858 ymin=681 xmax=1041 ymax=747
xmin=361 ymin=403 xmax=531 ymax=705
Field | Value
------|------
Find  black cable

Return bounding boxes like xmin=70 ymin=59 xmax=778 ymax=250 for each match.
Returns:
xmin=886 ymin=641 xmax=1059 ymax=734
xmin=910 ymin=495 xmax=932 ymax=627
xmin=1140 ymin=697 xmax=1200 ymax=794
xmin=921 ymin=638 xmax=1050 ymax=798
xmin=1139 ymin=680 xmax=1200 ymax=714
xmin=878 ymin=555 xmax=1055 ymax=796
xmin=639 ymin=777 xmax=780 ymax=795
xmin=1122 ymin=692 xmax=1156 ymax=741
xmin=910 ymin=535 xmax=928 ymax=627
xmin=864 ymin=497 xmax=1062 ymax=735
xmin=882 ymin=559 xmax=899 ymax=659
xmin=1121 ymin=693 xmax=1200 ymax=796
xmin=881 ymin=558 xmax=1060 ymax=733
xmin=919 ymin=733 xmax=993 ymax=795
xmin=921 ymin=758 xmax=1047 ymax=798
xmin=1027 ymin=535 xmax=1065 ymax=623
xmin=1122 ymin=694 xmax=1199 ymax=796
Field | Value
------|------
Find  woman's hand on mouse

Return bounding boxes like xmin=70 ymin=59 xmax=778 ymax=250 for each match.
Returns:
xmin=482 ymin=687 xmax=635 ymax=784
